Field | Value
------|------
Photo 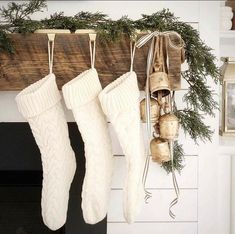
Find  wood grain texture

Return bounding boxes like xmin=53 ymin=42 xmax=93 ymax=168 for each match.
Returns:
xmin=0 ymin=34 xmax=149 ymax=91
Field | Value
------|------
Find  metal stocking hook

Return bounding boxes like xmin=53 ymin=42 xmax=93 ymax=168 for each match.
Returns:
xmin=75 ymin=29 xmax=97 ymax=69
xmin=34 ymin=29 xmax=70 ymax=74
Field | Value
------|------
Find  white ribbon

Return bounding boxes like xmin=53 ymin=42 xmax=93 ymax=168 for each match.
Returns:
xmin=136 ymin=31 xmax=184 ymax=50
xmin=169 ymin=92 xmax=180 ymax=219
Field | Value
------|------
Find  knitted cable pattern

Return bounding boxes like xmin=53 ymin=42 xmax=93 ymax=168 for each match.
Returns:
xmin=62 ymin=68 xmax=114 ymax=224
xmin=16 ymin=74 xmax=76 ymax=231
xmin=99 ymin=72 xmax=145 ymax=224
xmin=28 ymin=102 xmax=76 ymax=230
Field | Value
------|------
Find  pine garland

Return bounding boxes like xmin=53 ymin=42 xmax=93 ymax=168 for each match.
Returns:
xmin=0 ymin=0 xmax=46 ymax=32
xmin=175 ymin=109 xmax=213 ymax=143
xmin=181 ymin=70 xmax=218 ymax=117
xmin=0 ymin=29 xmax=13 ymax=53
xmin=0 ymin=0 xmax=219 ymax=173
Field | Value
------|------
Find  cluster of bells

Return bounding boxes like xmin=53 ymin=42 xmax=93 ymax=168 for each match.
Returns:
xmin=140 ymin=71 xmax=180 ymax=164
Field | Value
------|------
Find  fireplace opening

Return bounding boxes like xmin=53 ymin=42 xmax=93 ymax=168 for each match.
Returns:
xmin=0 ymin=123 xmax=107 ymax=234
xmin=0 ymin=171 xmax=64 ymax=234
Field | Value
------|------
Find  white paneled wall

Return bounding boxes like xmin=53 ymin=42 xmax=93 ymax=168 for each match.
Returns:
xmin=107 ymin=223 xmax=198 ymax=234
xmin=0 ymin=1 xmax=221 ymax=234
xmin=108 ymin=189 xmax=198 ymax=222
xmin=112 ymin=156 xmax=198 ymax=189
xmin=109 ymin=121 xmax=198 ymax=233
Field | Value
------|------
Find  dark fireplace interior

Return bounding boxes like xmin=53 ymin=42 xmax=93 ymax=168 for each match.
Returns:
xmin=0 ymin=123 xmax=107 ymax=234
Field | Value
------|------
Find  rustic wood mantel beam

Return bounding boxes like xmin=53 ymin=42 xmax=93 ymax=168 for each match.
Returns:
xmin=0 ymin=34 xmax=149 ymax=91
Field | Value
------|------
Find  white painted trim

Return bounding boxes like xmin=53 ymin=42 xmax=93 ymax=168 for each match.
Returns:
xmin=217 ymin=155 xmax=231 ymax=234
xmin=231 ymin=156 xmax=235 ymax=234
xmin=198 ymin=2 xmax=220 ymax=234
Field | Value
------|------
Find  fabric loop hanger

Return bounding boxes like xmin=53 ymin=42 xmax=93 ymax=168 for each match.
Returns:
xmin=47 ymin=34 xmax=55 ymax=74
xmin=130 ymin=40 xmax=136 ymax=72
xmin=74 ymin=30 xmax=97 ymax=68
xmin=34 ymin=30 xmax=70 ymax=74
xmin=89 ymin=33 xmax=97 ymax=69
xmin=129 ymin=35 xmax=153 ymax=203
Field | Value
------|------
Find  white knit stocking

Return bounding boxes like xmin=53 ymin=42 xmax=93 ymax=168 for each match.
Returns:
xmin=62 ymin=68 xmax=114 ymax=224
xmin=99 ymin=72 xmax=145 ymax=224
xmin=16 ymin=74 xmax=76 ymax=231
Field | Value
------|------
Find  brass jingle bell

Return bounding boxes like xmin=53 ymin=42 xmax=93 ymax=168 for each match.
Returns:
xmin=159 ymin=113 xmax=179 ymax=140
xmin=150 ymin=137 xmax=171 ymax=164
xmin=140 ymin=97 xmax=160 ymax=123
xmin=149 ymin=72 xmax=171 ymax=98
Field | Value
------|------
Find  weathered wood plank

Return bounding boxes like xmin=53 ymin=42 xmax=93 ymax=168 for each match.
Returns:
xmin=0 ymin=34 xmax=149 ymax=90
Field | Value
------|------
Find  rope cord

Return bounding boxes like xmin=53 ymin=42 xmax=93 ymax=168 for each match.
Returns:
xmin=89 ymin=39 xmax=96 ymax=68
xmin=48 ymin=40 xmax=54 ymax=74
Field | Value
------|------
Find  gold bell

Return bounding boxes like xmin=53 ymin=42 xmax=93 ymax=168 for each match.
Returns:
xmin=149 ymin=72 xmax=171 ymax=98
xmin=150 ymin=137 xmax=171 ymax=164
xmin=159 ymin=113 xmax=179 ymax=140
xmin=140 ymin=97 xmax=160 ymax=123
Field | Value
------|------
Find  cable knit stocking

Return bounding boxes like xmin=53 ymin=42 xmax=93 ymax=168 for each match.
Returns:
xmin=99 ymin=72 xmax=145 ymax=224
xmin=62 ymin=68 xmax=114 ymax=224
xmin=15 ymin=74 xmax=76 ymax=231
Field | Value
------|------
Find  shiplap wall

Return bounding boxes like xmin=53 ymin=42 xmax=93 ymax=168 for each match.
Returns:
xmin=0 ymin=1 xmax=221 ymax=234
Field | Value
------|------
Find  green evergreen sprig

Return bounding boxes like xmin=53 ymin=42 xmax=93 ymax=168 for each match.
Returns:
xmin=97 ymin=16 xmax=136 ymax=43
xmin=175 ymin=109 xmax=213 ymax=143
xmin=182 ymin=70 xmax=218 ymax=117
xmin=0 ymin=29 xmax=13 ymax=53
xmin=0 ymin=0 xmax=219 ymax=173
xmin=40 ymin=11 xmax=108 ymax=32
xmin=0 ymin=0 xmax=46 ymax=31
xmin=162 ymin=141 xmax=185 ymax=174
